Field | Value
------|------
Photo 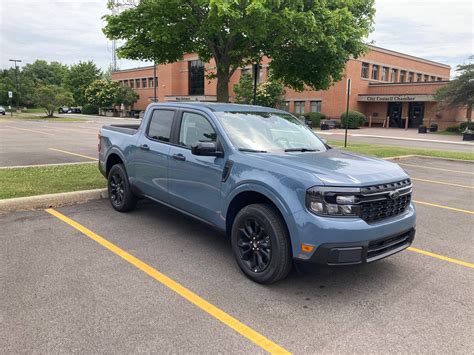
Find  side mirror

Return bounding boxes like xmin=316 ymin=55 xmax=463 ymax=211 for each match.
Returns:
xmin=191 ymin=141 xmax=223 ymax=157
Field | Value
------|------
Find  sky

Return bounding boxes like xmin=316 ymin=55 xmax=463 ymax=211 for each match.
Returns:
xmin=0 ymin=0 xmax=473 ymax=75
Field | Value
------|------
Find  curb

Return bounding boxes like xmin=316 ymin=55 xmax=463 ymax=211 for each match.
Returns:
xmin=0 ymin=188 xmax=108 ymax=214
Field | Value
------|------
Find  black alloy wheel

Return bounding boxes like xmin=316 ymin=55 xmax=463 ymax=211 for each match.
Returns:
xmin=231 ymin=203 xmax=292 ymax=284
xmin=237 ymin=218 xmax=272 ymax=273
xmin=107 ymin=163 xmax=136 ymax=212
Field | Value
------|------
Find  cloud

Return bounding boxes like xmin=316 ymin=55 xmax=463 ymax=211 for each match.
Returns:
xmin=369 ymin=0 xmax=473 ymax=72
xmin=0 ymin=0 xmax=472 ymax=73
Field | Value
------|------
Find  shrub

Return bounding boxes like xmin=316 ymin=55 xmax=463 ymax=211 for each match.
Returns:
xmin=82 ymin=104 xmax=99 ymax=115
xmin=445 ymin=126 xmax=460 ymax=132
xmin=303 ymin=112 xmax=326 ymax=127
xmin=340 ymin=111 xmax=367 ymax=129
xmin=460 ymin=121 xmax=474 ymax=132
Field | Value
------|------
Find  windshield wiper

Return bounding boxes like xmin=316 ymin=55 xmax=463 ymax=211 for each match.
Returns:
xmin=284 ymin=148 xmax=319 ymax=152
xmin=238 ymin=148 xmax=268 ymax=153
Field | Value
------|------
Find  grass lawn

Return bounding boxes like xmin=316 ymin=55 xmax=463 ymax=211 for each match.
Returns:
xmin=0 ymin=164 xmax=106 ymax=200
xmin=21 ymin=107 xmax=45 ymax=113
xmin=1 ymin=113 xmax=87 ymax=122
xmin=435 ymin=130 xmax=462 ymax=136
xmin=328 ymin=140 xmax=474 ymax=161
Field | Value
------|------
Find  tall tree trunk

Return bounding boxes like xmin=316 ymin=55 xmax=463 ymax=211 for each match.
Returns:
xmin=216 ymin=63 xmax=231 ymax=103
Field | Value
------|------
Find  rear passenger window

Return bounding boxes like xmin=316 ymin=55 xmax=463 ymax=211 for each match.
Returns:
xmin=179 ymin=112 xmax=217 ymax=148
xmin=147 ymin=110 xmax=174 ymax=142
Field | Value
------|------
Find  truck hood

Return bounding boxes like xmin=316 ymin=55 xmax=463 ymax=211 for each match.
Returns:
xmin=252 ymin=149 xmax=408 ymax=186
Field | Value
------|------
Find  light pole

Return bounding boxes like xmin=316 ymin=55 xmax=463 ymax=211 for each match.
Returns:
xmin=9 ymin=59 xmax=22 ymax=112
xmin=153 ymin=60 xmax=157 ymax=102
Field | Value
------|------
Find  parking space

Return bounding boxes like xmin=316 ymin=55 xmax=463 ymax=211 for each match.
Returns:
xmin=0 ymin=117 xmax=140 ymax=167
xmin=1 ymin=157 xmax=473 ymax=353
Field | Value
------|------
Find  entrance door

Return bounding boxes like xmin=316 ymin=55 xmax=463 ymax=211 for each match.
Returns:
xmin=388 ymin=102 xmax=403 ymax=128
xmin=409 ymin=102 xmax=424 ymax=128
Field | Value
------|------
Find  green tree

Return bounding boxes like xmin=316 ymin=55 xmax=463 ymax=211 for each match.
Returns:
xmin=103 ymin=0 xmax=374 ymax=102
xmin=435 ymin=58 xmax=474 ymax=129
xmin=22 ymin=60 xmax=69 ymax=87
xmin=0 ymin=68 xmax=36 ymax=107
xmin=233 ymin=74 xmax=285 ymax=108
xmin=33 ymin=85 xmax=74 ymax=118
xmin=84 ymin=79 xmax=121 ymax=110
xmin=65 ymin=61 xmax=102 ymax=106
xmin=116 ymin=85 xmax=139 ymax=108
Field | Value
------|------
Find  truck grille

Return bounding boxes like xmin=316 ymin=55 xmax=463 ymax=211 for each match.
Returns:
xmin=359 ymin=179 xmax=412 ymax=223
xmin=367 ymin=230 xmax=414 ymax=262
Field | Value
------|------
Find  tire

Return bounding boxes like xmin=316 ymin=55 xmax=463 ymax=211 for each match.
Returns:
xmin=107 ymin=163 xmax=137 ymax=212
xmin=231 ymin=203 xmax=292 ymax=284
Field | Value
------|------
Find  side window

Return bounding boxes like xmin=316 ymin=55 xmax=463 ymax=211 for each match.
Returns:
xmin=179 ymin=112 xmax=216 ymax=148
xmin=147 ymin=110 xmax=174 ymax=142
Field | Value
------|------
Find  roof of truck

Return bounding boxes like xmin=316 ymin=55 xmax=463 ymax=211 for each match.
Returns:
xmin=148 ymin=102 xmax=286 ymax=113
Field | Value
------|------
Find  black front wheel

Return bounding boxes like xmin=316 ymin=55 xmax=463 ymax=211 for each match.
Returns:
xmin=107 ymin=163 xmax=137 ymax=212
xmin=231 ymin=204 xmax=292 ymax=284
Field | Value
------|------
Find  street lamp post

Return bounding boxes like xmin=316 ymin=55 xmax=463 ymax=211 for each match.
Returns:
xmin=9 ymin=59 xmax=22 ymax=112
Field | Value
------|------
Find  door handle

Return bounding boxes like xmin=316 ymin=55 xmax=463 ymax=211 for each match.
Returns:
xmin=139 ymin=144 xmax=150 ymax=151
xmin=172 ymin=153 xmax=186 ymax=161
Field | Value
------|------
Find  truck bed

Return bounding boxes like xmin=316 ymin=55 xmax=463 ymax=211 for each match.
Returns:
xmin=101 ymin=124 xmax=141 ymax=135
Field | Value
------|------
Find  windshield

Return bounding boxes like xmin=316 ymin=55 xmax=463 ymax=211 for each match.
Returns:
xmin=215 ymin=111 xmax=327 ymax=153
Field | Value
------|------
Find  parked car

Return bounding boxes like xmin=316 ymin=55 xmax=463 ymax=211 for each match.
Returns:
xmin=58 ymin=106 xmax=82 ymax=114
xmin=0 ymin=106 xmax=5 ymax=115
xmin=99 ymin=103 xmax=416 ymax=284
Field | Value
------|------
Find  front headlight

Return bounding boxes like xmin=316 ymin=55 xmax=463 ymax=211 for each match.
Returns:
xmin=306 ymin=186 xmax=361 ymax=217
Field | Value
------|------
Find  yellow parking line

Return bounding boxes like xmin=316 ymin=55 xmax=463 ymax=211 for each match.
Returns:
xmin=408 ymin=247 xmax=474 ymax=269
xmin=4 ymin=125 xmax=54 ymax=136
xmin=411 ymin=178 xmax=474 ymax=189
xmin=45 ymin=208 xmax=290 ymax=354
xmin=48 ymin=148 xmax=98 ymax=161
xmin=399 ymin=163 xmax=474 ymax=175
xmin=413 ymin=200 xmax=474 ymax=215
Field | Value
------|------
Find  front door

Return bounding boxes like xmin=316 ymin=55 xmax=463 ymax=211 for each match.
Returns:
xmin=388 ymin=102 xmax=403 ymax=128
xmin=130 ymin=109 xmax=176 ymax=203
xmin=409 ymin=102 xmax=425 ymax=128
xmin=168 ymin=111 xmax=225 ymax=225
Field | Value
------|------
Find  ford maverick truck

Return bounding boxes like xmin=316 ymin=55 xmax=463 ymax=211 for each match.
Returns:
xmin=99 ymin=103 xmax=416 ymax=284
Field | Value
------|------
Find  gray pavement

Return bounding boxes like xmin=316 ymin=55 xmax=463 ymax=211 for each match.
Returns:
xmin=0 ymin=116 xmax=140 ymax=167
xmin=1 ymin=157 xmax=473 ymax=353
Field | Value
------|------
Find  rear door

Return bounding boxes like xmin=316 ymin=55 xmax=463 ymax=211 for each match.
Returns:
xmin=131 ymin=108 xmax=177 ymax=203
xmin=168 ymin=110 xmax=225 ymax=225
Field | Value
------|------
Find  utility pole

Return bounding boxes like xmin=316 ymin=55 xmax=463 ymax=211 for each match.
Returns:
xmin=252 ymin=63 xmax=260 ymax=105
xmin=344 ymin=78 xmax=351 ymax=148
xmin=153 ymin=60 xmax=157 ymax=102
xmin=9 ymin=59 xmax=22 ymax=112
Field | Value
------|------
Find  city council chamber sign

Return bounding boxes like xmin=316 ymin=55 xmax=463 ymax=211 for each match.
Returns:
xmin=358 ymin=94 xmax=434 ymax=102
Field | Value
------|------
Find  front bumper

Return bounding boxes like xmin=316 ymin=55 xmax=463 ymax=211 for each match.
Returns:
xmin=306 ymin=228 xmax=415 ymax=265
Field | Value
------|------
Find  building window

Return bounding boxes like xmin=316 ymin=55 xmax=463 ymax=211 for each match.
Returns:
xmin=123 ymin=80 xmax=128 ymax=86
xmin=390 ymin=69 xmax=398 ymax=82
xmin=371 ymin=65 xmax=379 ymax=80
xmin=408 ymin=72 xmax=414 ymax=82
xmin=310 ymin=101 xmax=321 ymax=113
xmin=430 ymin=76 xmax=436 ymax=81
xmin=437 ymin=77 xmax=442 ymax=81
xmin=424 ymin=75 xmax=429 ymax=82
xmin=294 ymin=101 xmax=305 ymax=114
xmin=381 ymin=67 xmax=389 ymax=81
xmin=142 ymin=78 xmax=147 ymax=88
xmin=281 ymin=101 xmax=290 ymax=112
xmin=241 ymin=66 xmax=262 ymax=83
xmin=189 ymin=60 xmax=205 ymax=95
xmin=416 ymin=73 xmax=422 ymax=82
xmin=399 ymin=71 xmax=406 ymax=83
xmin=148 ymin=77 xmax=154 ymax=87
xmin=129 ymin=80 xmax=134 ymax=88
xmin=361 ymin=62 xmax=369 ymax=78
xmin=135 ymin=78 xmax=140 ymax=88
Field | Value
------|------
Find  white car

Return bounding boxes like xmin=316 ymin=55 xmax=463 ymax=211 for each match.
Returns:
xmin=0 ymin=106 xmax=6 ymax=115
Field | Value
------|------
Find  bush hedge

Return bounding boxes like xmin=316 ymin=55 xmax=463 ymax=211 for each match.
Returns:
xmin=445 ymin=126 xmax=460 ymax=132
xmin=303 ymin=112 xmax=326 ymax=127
xmin=460 ymin=121 xmax=474 ymax=131
xmin=340 ymin=111 xmax=367 ymax=129
xmin=81 ymin=104 xmax=99 ymax=115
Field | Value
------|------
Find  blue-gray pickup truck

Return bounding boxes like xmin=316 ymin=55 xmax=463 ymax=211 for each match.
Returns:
xmin=99 ymin=103 xmax=416 ymax=283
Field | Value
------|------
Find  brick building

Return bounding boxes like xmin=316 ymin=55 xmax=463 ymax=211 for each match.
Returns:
xmin=112 ymin=45 xmax=467 ymax=129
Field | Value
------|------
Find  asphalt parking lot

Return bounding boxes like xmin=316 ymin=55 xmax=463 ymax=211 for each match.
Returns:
xmin=1 ymin=157 xmax=473 ymax=353
xmin=0 ymin=116 xmax=139 ymax=167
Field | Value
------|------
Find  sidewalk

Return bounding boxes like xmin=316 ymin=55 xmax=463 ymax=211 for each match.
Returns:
xmin=317 ymin=127 xmax=473 ymax=146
